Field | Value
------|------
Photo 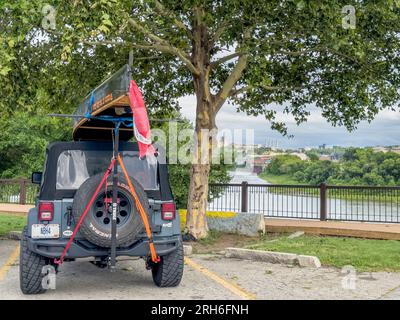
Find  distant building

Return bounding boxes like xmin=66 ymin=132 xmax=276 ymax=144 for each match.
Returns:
xmin=265 ymin=139 xmax=280 ymax=150
xmin=372 ymin=146 xmax=389 ymax=153
xmin=391 ymin=147 xmax=400 ymax=155
xmin=251 ymin=155 xmax=272 ymax=174
xmin=319 ymin=155 xmax=331 ymax=161
xmin=330 ymin=152 xmax=341 ymax=161
xmin=372 ymin=146 xmax=400 ymax=154
xmin=289 ymin=152 xmax=309 ymax=161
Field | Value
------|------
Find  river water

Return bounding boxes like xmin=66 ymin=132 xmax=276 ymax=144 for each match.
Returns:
xmin=208 ymin=169 xmax=400 ymax=223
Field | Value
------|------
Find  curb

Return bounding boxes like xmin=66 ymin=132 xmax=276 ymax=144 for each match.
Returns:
xmin=183 ymin=245 xmax=193 ymax=256
xmin=225 ymin=247 xmax=321 ymax=268
xmin=7 ymin=231 xmax=22 ymax=241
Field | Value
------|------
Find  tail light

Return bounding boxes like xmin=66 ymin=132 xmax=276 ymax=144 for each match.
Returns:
xmin=39 ymin=202 xmax=54 ymax=221
xmin=161 ymin=202 xmax=175 ymax=220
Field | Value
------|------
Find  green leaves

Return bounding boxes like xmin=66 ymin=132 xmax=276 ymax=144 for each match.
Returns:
xmin=0 ymin=35 xmax=16 ymax=76
xmin=101 ymin=13 xmax=113 ymax=26
xmin=97 ymin=13 xmax=113 ymax=33
xmin=0 ymin=111 xmax=71 ymax=178
xmin=1 ymin=0 xmax=399 ymax=141
xmin=268 ymin=147 xmax=400 ymax=186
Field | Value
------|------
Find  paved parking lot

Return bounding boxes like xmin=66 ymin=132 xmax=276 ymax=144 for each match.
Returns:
xmin=1 ymin=239 xmax=400 ymax=300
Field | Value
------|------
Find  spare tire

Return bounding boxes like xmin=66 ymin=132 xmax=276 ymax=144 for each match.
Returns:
xmin=72 ymin=172 xmax=150 ymax=248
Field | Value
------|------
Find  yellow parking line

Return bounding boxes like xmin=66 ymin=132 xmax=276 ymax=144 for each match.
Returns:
xmin=184 ymin=257 xmax=257 ymax=300
xmin=0 ymin=245 xmax=20 ymax=281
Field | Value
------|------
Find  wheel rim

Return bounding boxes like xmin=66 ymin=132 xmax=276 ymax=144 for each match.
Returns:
xmin=91 ymin=188 xmax=133 ymax=228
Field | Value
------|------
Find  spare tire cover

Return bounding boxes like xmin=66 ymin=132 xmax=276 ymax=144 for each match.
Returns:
xmin=72 ymin=172 xmax=150 ymax=248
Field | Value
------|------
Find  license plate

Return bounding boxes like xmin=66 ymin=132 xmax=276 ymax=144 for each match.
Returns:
xmin=31 ymin=224 xmax=60 ymax=239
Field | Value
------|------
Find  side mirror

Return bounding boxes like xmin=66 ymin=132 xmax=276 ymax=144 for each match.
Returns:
xmin=31 ymin=172 xmax=42 ymax=185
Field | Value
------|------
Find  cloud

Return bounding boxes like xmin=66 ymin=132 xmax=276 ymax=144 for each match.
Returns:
xmin=178 ymin=95 xmax=400 ymax=148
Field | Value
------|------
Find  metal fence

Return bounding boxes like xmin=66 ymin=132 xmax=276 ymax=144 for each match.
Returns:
xmin=327 ymin=185 xmax=400 ymax=223
xmin=208 ymin=182 xmax=400 ymax=223
xmin=0 ymin=179 xmax=39 ymax=205
xmin=3 ymin=178 xmax=399 ymax=223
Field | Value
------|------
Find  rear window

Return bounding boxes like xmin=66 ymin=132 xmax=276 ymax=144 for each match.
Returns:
xmin=56 ymin=150 xmax=158 ymax=190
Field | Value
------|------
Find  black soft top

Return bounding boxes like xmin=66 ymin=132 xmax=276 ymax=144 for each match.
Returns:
xmin=39 ymin=141 xmax=173 ymax=201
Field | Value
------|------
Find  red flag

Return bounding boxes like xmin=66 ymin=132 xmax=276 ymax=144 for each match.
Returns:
xmin=128 ymin=80 xmax=156 ymax=158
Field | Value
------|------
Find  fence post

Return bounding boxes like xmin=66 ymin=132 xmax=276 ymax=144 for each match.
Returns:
xmin=19 ymin=179 xmax=27 ymax=205
xmin=320 ymin=183 xmax=327 ymax=221
xmin=241 ymin=181 xmax=248 ymax=213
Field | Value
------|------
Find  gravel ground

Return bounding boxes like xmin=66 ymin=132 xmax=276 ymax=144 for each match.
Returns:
xmin=1 ymin=240 xmax=400 ymax=300
xmin=192 ymin=254 xmax=400 ymax=300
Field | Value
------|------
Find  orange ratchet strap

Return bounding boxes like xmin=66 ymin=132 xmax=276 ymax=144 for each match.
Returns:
xmin=117 ymin=154 xmax=160 ymax=263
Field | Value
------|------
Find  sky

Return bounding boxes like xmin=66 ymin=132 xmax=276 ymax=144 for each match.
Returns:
xmin=178 ymin=95 xmax=400 ymax=149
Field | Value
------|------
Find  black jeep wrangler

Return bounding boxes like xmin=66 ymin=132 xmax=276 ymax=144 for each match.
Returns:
xmin=20 ymin=140 xmax=183 ymax=294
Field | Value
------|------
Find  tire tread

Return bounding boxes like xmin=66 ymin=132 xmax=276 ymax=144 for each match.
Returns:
xmin=152 ymin=241 xmax=184 ymax=287
xmin=20 ymin=226 xmax=47 ymax=294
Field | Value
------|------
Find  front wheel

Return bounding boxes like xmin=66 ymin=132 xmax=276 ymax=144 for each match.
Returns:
xmin=151 ymin=241 xmax=184 ymax=287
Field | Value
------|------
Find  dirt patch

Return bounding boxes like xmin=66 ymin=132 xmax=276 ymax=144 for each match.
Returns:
xmin=0 ymin=211 xmax=27 ymax=217
xmin=186 ymin=232 xmax=281 ymax=254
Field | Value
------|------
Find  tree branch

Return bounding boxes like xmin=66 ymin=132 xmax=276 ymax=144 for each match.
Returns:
xmin=277 ymin=45 xmax=363 ymax=66
xmin=229 ymin=85 xmax=252 ymax=97
xmin=82 ymin=40 xmax=128 ymax=46
xmin=81 ymin=40 xmax=167 ymax=52
xmin=127 ymin=17 xmax=200 ymax=75
xmin=82 ymin=40 xmax=198 ymax=68
xmin=153 ymin=0 xmax=191 ymax=37
xmin=229 ymin=85 xmax=304 ymax=97
xmin=210 ymin=52 xmax=243 ymax=68
xmin=214 ymin=53 xmax=248 ymax=111
xmin=210 ymin=18 xmax=231 ymax=45
xmin=213 ymin=29 xmax=253 ymax=111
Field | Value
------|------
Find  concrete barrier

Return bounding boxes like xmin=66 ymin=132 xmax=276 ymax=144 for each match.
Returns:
xmin=7 ymin=231 xmax=22 ymax=240
xmin=183 ymin=245 xmax=193 ymax=256
xmin=225 ymin=247 xmax=321 ymax=268
xmin=207 ymin=212 xmax=265 ymax=237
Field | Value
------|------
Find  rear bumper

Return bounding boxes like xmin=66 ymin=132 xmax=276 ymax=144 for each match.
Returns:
xmin=27 ymin=236 xmax=181 ymax=259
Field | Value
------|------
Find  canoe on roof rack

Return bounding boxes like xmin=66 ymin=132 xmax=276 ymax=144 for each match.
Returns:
xmin=73 ymin=64 xmax=134 ymax=141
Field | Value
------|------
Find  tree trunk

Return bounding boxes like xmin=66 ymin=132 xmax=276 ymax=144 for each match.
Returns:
xmin=185 ymin=157 xmax=211 ymax=239
xmin=184 ymin=6 xmax=215 ymax=240
xmin=185 ymin=101 xmax=216 ymax=239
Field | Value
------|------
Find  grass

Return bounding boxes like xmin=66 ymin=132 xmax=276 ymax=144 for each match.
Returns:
xmin=259 ymin=172 xmax=300 ymax=185
xmin=246 ymin=234 xmax=400 ymax=272
xmin=197 ymin=230 xmax=222 ymax=245
xmin=0 ymin=212 xmax=26 ymax=237
xmin=186 ymin=232 xmax=260 ymax=254
xmin=184 ymin=228 xmax=400 ymax=272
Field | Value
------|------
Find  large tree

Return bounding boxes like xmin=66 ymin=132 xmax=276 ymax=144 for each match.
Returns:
xmin=1 ymin=0 xmax=399 ymax=238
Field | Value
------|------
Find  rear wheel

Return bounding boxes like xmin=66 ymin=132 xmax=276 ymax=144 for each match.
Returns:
xmin=20 ymin=227 xmax=48 ymax=294
xmin=151 ymin=241 xmax=184 ymax=287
